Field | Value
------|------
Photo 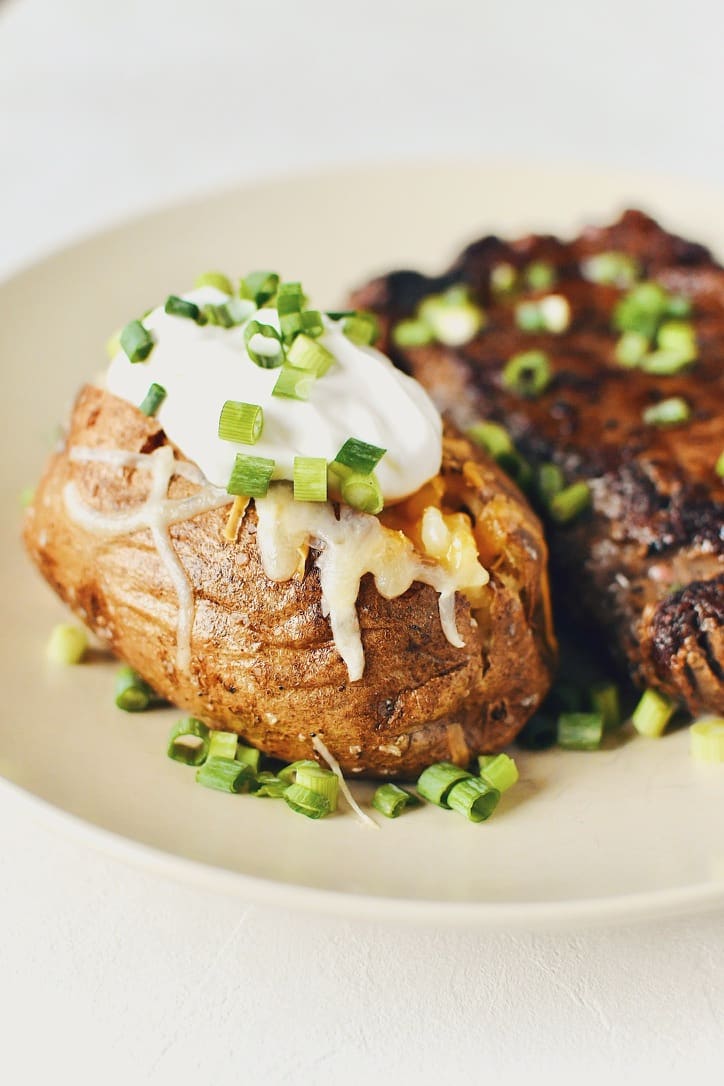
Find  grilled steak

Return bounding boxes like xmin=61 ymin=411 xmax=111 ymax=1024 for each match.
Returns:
xmin=352 ymin=210 xmax=724 ymax=715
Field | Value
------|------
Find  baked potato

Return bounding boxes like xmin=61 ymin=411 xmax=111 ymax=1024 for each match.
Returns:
xmin=24 ymin=384 xmax=556 ymax=777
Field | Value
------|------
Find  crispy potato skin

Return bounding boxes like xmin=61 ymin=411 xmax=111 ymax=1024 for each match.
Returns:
xmin=24 ymin=386 xmax=556 ymax=777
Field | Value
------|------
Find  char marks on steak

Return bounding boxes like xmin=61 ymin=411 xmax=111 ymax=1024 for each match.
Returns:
xmin=352 ymin=210 xmax=724 ymax=714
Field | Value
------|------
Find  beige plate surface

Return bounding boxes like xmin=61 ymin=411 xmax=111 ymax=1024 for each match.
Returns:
xmin=2 ymin=161 xmax=724 ymax=928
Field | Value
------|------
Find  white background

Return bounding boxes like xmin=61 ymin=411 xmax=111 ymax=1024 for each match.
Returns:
xmin=1 ymin=1 xmax=723 ymax=1082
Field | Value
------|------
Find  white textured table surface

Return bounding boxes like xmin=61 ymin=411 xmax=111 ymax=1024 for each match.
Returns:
xmin=1 ymin=2 xmax=723 ymax=1083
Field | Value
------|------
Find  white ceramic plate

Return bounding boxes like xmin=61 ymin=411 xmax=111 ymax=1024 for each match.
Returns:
xmin=2 ymin=162 xmax=724 ymax=928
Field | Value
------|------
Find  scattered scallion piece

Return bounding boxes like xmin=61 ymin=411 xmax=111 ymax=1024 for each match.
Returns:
xmin=166 ymin=717 xmax=210 ymax=766
xmin=613 ymin=281 xmax=670 ymax=339
xmin=114 ymin=665 xmax=157 ymax=712
xmin=548 ymin=481 xmax=591 ymax=524
xmin=372 ymin=783 xmax=420 ymax=818
xmin=580 ymin=251 xmax=640 ymax=288
xmin=139 ymin=382 xmax=167 ymax=418
xmin=339 ymin=470 xmax=383 ymax=515
xmin=105 ymin=329 xmax=122 ymax=360
xmin=515 ymin=295 xmax=570 ymax=334
xmin=252 ymin=771 xmax=288 ymax=797
xmin=642 ymin=397 xmax=691 ymax=427
xmin=416 ymin=761 xmax=472 ymax=808
xmin=276 ymin=281 xmax=305 ymax=317
xmin=164 ymin=295 xmax=203 ymax=323
xmin=656 ymin=319 xmax=697 ymax=359
xmin=478 ymin=753 xmax=519 ymax=793
xmin=557 ymin=712 xmax=604 ymax=751
xmin=239 ymin=270 xmax=279 ymax=306
xmin=19 ymin=486 xmax=35 ymax=509
xmin=218 ymin=400 xmax=264 ymax=445
xmin=466 ymin=420 xmax=514 ymax=460
xmin=641 ymin=350 xmax=695 ymax=377
xmin=272 ymin=365 xmax=316 ymax=401
xmin=689 ymin=719 xmax=724 ymax=763
xmin=525 ymin=260 xmax=557 ymax=291
xmin=447 ymin=777 xmax=501 ymax=822
xmin=334 ymin=437 xmax=386 ymax=475
xmin=295 ymin=763 xmax=339 ymax=812
xmin=299 ymin=309 xmax=325 ymax=338
xmin=615 ymin=330 xmax=649 ymax=369
xmin=342 ymin=312 xmax=379 ymax=346
xmin=590 ymin=682 xmax=621 ymax=731
xmin=194 ymin=271 xmax=233 ymax=295
xmin=208 ymin=730 xmax=239 ymax=760
xmin=293 ymin=456 xmax=328 ymax=502
xmin=418 ymin=289 xmax=484 ymax=347
xmin=120 ymin=320 xmax=154 ymax=363
xmin=716 ymin=450 xmax=724 ymax=478
xmin=392 ymin=319 xmax=434 ymax=348
xmin=196 ymin=756 xmax=255 ymax=794
xmin=283 ymin=782 xmax=331 ymax=819
xmin=286 ymin=334 xmax=335 ymax=377
xmin=227 ymin=453 xmax=275 ymax=498
xmin=235 ymin=744 xmax=261 ymax=772
xmin=536 ymin=462 xmax=565 ymax=505
xmin=202 ymin=302 xmax=238 ymax=328
xmin=501 ymin=350 xmax=552 ymax=398
xmin=46 ymin=623 xmax=88 ymax=665
xmin=490 ymin=262 xmax=518 ymax=295
xmin=631 ymin=688 xmax=675 ymax=738
xmin=244 ymin=320 xmax=285 ymax=368
xmin=278 ymin=759 xmax=320 ymax=784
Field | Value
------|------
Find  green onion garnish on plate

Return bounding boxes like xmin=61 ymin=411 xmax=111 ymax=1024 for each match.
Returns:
xmin=252 ymin=771 xmax=288 ymax=797
xmin=239 ymin=270 xmax=279 ymax=306
xmin=46 ymin=623 xmax=88 ymax=665
xmin=196 ymin=756 xmax=255 ymax=794
xmin=447 ymin=777 xmax=501 ymax=822
xmin=286 ymin=334 xmax=335 ymax=377
xmin=689 ymin=719 xmax=724 ymax=763
xmin=272 ymin=365 xmax=316 ymax=401
xmin=293 ymin=456 xmax=328 ymax=502
xmin=524 ymin=260 xmax=557 ymax=291
xmin=631 ymin=688 xmax=675 ymax=738
xmin=236 ymin=744 xmax=261 ymax=772
xmin=139 ymin=383 xmax=167 ymax=417
xmin=716 ymin=450 xmax=724 ymax=478
xmin=208 ymin=730 xmax=239 ymax=760
xmin=478 ymin=753 xmax=519 ymax=792
xmin=372 ymin=783 xmax=420 ymax=818
xmin=642 ymin=397 xmax=691 ymax=427
xmin=294 ymin=763 xmax=339 ymax=811
xmin=501 ymin=350 xmax=552 ymax=398
xmin=194 ymin=270 xmax=233 ymax=294
xmin=276 ymin=281 xmax=305 ymax=316
xmin=218 ymin=400 xmax=264 ymax=444
xmin=244 ymin=320 xmax=285 ymax=368
xmin=557 ymin=712 xmax=604 ymax=750
xmin=416 ymin=761 xmax=472 ymax=807
xmin=227 ymin=453 xmax=275 ymax=498
xmin=114 ymin=665 xmax=157 ymax=712
xmin=120 ymin=320 xmax=154 ymax=363
xmin=164 ymin=295 xmax=203 ymax=323
xmin=615 ymin=330 xmax=649 ymax=368
xmin=166 ymin=717 xmax=210 ymax=766
xmin=283 ymin=782 xmax=331 ymax=819
xmin=548 ymin=481 xmax=591 ymax=524
xmin=580 ymin=251 xmax=640 ymax=287
xmin=334 ymin=437 xmax=386 ymax=475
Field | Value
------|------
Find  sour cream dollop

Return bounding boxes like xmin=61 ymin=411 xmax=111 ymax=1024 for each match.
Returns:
xmin=106 ymin=288 xmax=442 ymax=502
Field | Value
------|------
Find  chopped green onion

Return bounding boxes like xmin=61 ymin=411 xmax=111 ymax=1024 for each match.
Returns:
xmin=164 ymin=295 xmax=202 ymax=322
xmin=372 ymin=783 xmax=420 ymax=818
xmin=294 ymin=456 xmax=328 ymax=502
xmin=416 ymin=761 xmax=472 ymax=808
xmin=46 ymin=622 xmax=88 ymax=665
xmin=525 ymin=260 xmax=557 ymax=291
xmin=536 ymin=462 xmax=565 ymax=505
xmin=299 ymin=309 xmax=325 ymax=338
xmin=326 ymin=310 xmax=355 ymax=321
xmin=581 ymin=251 xmax=640 ymax=287
xmin=339 ymin=470 xmax=384 ymax=515
xmin=641 ymin=350 xmax=695 ymax=376
xmin=286 ymin=334 xmax=335 ymax=377
xmin=227 ymin=453 xmax=275 ymax=498
xmin=515 ymin=295 xmax=570 ymax=334
xmin=514 ymin=300 xmax=546 ymax=332
xmin=557 ymin=712 xmax=604 ymax=751
xmin=548 ymin=481 xmax=591 ymax=524
xmin=466 ymin=420 xmax=514 ymax=460
xmin=295 ymin=763 xmax=339 ymax=812
xmin=194 ymin=271 xmax=233 ymax=295
xmin=218 ymin=400 xmax=264 ymax=445
xmin=392 ymin=319 xmax=434 ymax=348
xmin=666 ymin=294 xmax=692 ymax=318
xmin=342 ymin=312 xmax=379 ymax=346
xmin=631 ymin=688 xmax=675 ymax=738
xmin=272 ymin=365 xmax=316 ymax=401
xmin=196 ymin=756 xmax=255 ymax=793
xmin=276 ymin=282 xmax=305 ymax=316
xmin=283 ymin=782 xmax=331 ymax=819
xmin=105 ymin=328 xmax=122 ymax=360
xmin=478 ymin=753 xmax=519 ymax=793
xmin=419 ymin=291 xmax=484 ymax=346
xmin=244 ymin=320 xmax=284 ymax=368
xmin=656 ymin=319 xmax=697 ymax=358
xmin=252 ymin=771 xmax=287 ymax=797
xmin=239 ymin=270 xmax=279 ymax=306
xmin=447 ymin=777 xmax=501 ymax=822
xmin=19 ymin=486 xmax=35 ymax=509
xmin=334 ymin=437 xmax=386 ymax=475
xmin=590 ymin=682 xmax=621 ymax=731
xmin=235 ymin=744 xmax=261 ymax=772
xmin=120 ymin=320 xmax=154 ymax=363
xmin=166 ymin=717 xmax=210 ymax=766
xmin=615 ymin=330 xmax=650 ymax=368
xmin=716 ymin=450 xmax=724 ymax=478
xmin=689 ymin=719 xmax=724 ymax=763
xmin=613 ymin=281 xmax=670 ymax=338
xmin=516 ymin=713 xmax=557 ymax=750
xmin=278 ymin=759 xmax=320 ymax=784
xmin=114 ymin=665 xmax=156 ymax=712
xmin=501 ymin=350 xmax=552 ymax=398
xmin=203 ymin=300 xmax=253 ymax=328
xmin=208 ymin=730 xmax=238 ymax=760
xmin=139 ymin=383 xmax=167 ymax=417
xmin=490 ymin=262 xmax=518 ymax=295
xmin=642 ymin=397 xmax=691 ymax=427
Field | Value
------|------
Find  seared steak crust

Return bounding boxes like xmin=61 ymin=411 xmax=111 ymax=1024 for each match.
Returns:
xmin=352 ymin=210 xmax=724 ymax=714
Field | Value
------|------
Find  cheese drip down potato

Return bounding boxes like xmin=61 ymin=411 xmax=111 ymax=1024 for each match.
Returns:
xmin=24 ymin=386 xmax=556 ymax=777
